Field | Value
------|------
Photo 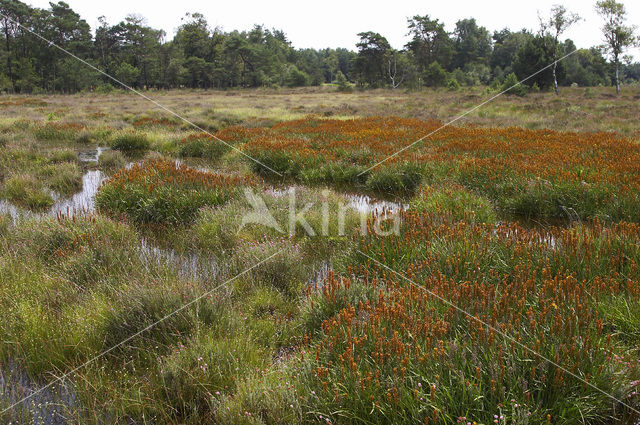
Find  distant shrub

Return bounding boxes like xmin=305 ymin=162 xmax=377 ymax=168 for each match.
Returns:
xmin=424 ymin=61 xmax=447 ymax=87
xmin=111 ymin=131 xmax=150 ymax=152
xmin=94 ymin=83 xmax=115 ymax=94
xmin=285 ymin=66 xmax=309 ymax=87
xmin=584 ymin=87 xmax=595 ymax=99
xmin=335 ymin=71 xmax=352 ymax=93
xmin=501 ymin=72 xmax=527 ymax=96
xmin=446 ymin=77 xmax=460 ymax=91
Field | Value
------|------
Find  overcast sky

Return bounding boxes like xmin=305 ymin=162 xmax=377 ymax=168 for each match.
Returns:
xmin=29 ymin=0 xmax=640 ymax=58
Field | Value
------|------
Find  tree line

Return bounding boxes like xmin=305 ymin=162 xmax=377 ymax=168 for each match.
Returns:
xmin=0 ymin=0 xmax=637 ymax=94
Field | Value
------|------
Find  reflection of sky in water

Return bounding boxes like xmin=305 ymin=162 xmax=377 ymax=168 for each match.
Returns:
xmin=0 ymin=148 xmax=109 ymax=222
xmin=139 ymin=237 xmax=220 ymax=283
xmin=0 ymin=170 xmax=106 ymax=223
xmin=264 ymin=186 xmax=405 ymax=215
xmin=77 ymin=146 xmax=108 ymax=163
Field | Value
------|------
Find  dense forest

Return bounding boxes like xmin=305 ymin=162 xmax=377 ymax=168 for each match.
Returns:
xmin=0 ymin=0 xmax=638 ymax=93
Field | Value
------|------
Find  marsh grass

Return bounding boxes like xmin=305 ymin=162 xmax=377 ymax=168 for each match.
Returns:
xmin=32 ymin=122 xmax=84 ymax=141
xmin=1 ymin=174 xmax=54 ymax=210
xmin=411 ymin=184 xmax=497 ymax=224
xmin=110 ymin=131 xmax=150 ymax=152
xmin=2 ymin=88 xmax=640 ymax=424
xmin=364 ymin=163 xmax=424 ymax=196
xmin=38 ymin=162 xmax=83 ymax=195
xmin=0 ymin=146 xmax=85 ymax=211
xmin=97 ymin=149 xmax=126 ymax=170
xmin=74 ymin=129 xmax=94 ymax=145
xmin=179 ymin=133 xmax=230 ymax=160
xmin=193 ymin=186 xmax=362 ymax=261
xmin=96 ymin=159 xmax=249 ymax=224
xmin=293 ymin=215 xmax=640 ymax=425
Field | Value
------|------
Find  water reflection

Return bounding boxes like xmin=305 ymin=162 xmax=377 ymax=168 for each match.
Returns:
xmin=139 ymin=238 xmax=219 ymax=283
xmin=0 ymin=360 xmax=76 ymax=425
xmin=346 ymin=194 xmax=405 ymax=214
xmin=0 ymin=170 xmax=106 ymax=223
xmin=77 ymin=146 xmax=108 ymax=163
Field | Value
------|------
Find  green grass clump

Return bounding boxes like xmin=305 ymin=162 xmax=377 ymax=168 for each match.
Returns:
xmin=98 ymin=149 xmax=126 ymax=169
xmin=96 ymin=158 xmax=250 ymax=224
xmin=193 ymin=186 xmax=362 ymax=259
xmin=152 ymin=333 xmax=267 ymax=422
xmin=300 ymin=162 xmax=370 ymax=187
xmin=101 ymin=285 xmax=218 ymax=356
xmin=1 ymin=174 xmax=54 ymax=210
xmin=231 ymin=238 xmax=307 ymax=297
xmin=74 ymin=129 xmax=94 ymax=144
xmin=111 ymin=131 xmax=150 ymax=152
xmin=215 ymin=367 xmax=303 ymax=424
xmin=179 ymin=133 xmax=229 ymax=160
xmin=411 ymin=184 xmax=497 ymax=224
xmin=8 ymin=214 xmax=141 ymax=286
xmin=32 ymin=122 xmax=84 ymax=141
xmin=365 ymin=162 xmax=424 ymax=196
xmin=39 ymin=162 xmax=83 ymax=195
xmin=247 ymin=149 xmax=307 ymax=179
xmin=0 ymin=214 xmax=10 ymax=235
xmin=47 ymin=149 xmax=76 ymax=163
xmin=0 ymin=215 xmax=143 ymax=375
xmin=597 ymin=295 xmax=640 ymax=345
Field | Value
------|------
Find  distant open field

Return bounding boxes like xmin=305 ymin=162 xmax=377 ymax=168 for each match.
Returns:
xmin=1 ymin=87 xmax=640 ymax=424
xmin=1 ymin=85 xmax=639 ymax=135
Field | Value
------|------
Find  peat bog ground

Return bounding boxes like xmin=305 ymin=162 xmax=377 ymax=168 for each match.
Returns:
xmin=1 ymin=87 xmax=640 ymax=424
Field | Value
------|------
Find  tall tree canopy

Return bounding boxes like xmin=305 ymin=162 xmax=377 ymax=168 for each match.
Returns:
xmin=0 ymin=0 xmax=637 ymax=93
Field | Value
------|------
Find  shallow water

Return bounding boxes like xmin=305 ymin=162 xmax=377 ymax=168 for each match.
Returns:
xmin=264 ymin=185 xmax=405 ymax=215
xmin=0 ymin=169 xmax=106 ymax=223
xmin=0 ymin=361 xmax=76 ymax=425
xmin=139 ymin=237 xmax=220 ymax=283
xmin=0 ymin=147 xmax=109 ymax=223
xmin=77 ymin=146 xmax=108 ymax=163
xmin=50 ymin=170 xmax=105 ymax=217
xmin=346 ymin=193 xmax=405 ymax=214
xmin=0 ymin=159 xmax=582 ymax=424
